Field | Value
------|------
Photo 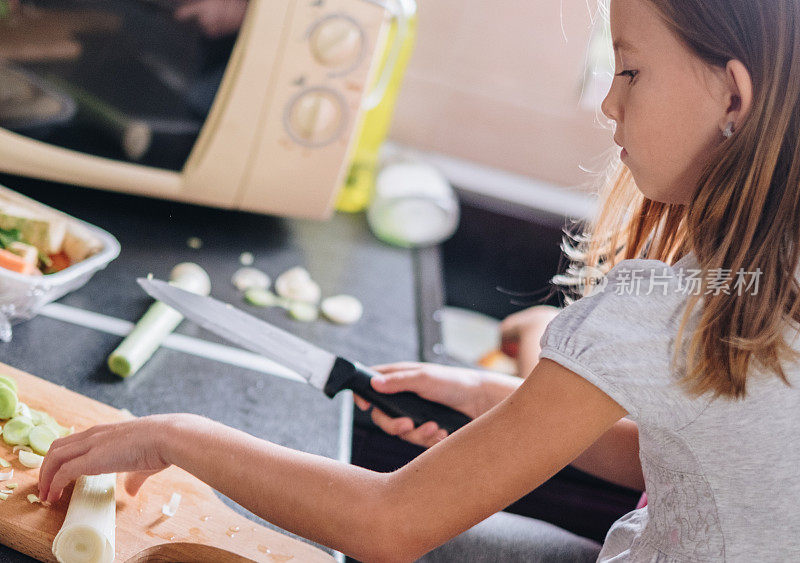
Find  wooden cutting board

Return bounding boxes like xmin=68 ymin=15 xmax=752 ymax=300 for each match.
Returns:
xmin=0 ymin=362 xmax=335 ymax=563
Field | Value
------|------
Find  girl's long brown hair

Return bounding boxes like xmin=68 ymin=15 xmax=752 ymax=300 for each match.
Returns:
xmin=566 ymin=0 xmax=800 ymax=399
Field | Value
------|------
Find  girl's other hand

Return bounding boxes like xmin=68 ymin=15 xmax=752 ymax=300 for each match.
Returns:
xmin=38 ymin=414 xmax=189 ymax=504
xmin=353 ymin=363 xmax=485 ymax=448
xmin=499 ymin=305 xmax=560 ymax=375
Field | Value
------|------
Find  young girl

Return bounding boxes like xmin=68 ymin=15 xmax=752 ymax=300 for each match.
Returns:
xmin=38 ymin=0 xmax=800 ymax=560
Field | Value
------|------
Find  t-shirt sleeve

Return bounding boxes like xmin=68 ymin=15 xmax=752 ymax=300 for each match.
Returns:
xmin=538 ymin=258 xmax=702 ymax=426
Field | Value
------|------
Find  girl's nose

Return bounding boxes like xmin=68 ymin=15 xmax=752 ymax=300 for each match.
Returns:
xmin=601 ymin=86 xmax=621 ymax=123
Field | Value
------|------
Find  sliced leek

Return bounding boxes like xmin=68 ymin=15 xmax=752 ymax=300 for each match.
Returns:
xmin=161 ymin=492 xmax=181 ymax=517
xmin=3 ymin=416 xmax=33 ymax=446
xmin=18 ymin=450 xmax=43 ymax=468
xmin=0 ymin=375 xmax=17 ymax=393
xmin=29 ymin=425 xmax=58 ymax=455
xmin=108 ymin=262 xmax=211 ymax=377
xmin=0 ymin=384 xmax=17 ymax=420
xmin=52 ymin=474 xmax=116 ymax=563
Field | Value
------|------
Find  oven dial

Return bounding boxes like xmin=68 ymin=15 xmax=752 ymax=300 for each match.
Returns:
xmin=285 ymin=89 xmax=346 ymax=146
xmin=309 ymin=16 xmax=363 ymax=69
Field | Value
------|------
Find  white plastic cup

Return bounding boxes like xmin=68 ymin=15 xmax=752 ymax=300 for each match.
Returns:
xmin=367 ymin=161 xmax=459 ymax=248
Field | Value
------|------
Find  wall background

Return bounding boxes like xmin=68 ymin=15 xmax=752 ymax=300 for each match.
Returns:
xmin=388 ymin=1 xmax=615 ymax=191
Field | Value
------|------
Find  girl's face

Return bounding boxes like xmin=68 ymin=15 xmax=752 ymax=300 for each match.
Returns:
xmin=601 ymin=0 xmax=730 ymax=205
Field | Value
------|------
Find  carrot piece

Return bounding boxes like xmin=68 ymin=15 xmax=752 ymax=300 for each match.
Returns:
xmin=45 ymin=251 xmax=71 ymax=274
xmin=0 ymin=248 xmax=32 ymax=274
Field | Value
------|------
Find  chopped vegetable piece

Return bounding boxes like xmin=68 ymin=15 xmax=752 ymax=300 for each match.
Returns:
xmin=36 ymin=411 xmax=71 ymax=437
xmin=27 ymin=493 xmax=40 ymax=503
xmin=18 ymin=450 xmax=44 ymax=468
xmin=0 ymin=227 xmax=20 ymax=249
xmin=12 ymin=445 xmax=32 ymax=453
xmin=6 ymin=482 xmax=17 ymax=489
xmin=0 ymin=458 xmax=9 ymax=468
xmin=0 ymin=375 xmax=17 ymax=393
xmin=275 ymin=267 xmax=321 ymax=304
xmin=16 ymin=402 xmax=31 ymax=420
xmin=161 ymin=492 xmax=181 ymax=517
xmin=0 ymin=492 xmax=8 ymax=501
xmin=288 ymin=302 xmax=319 ymax=322
xmin=186 ymin=236 xmax=203 ymax=249
xmin=108 ymin=263 xmax=211 ymax=377
xmin=321 ymin=295 xmax=364 ymax=325
xmin=2 ymin=416 xmax=32 ymax=445
xmin=244 ymin=287 xmax=279 ymax=307
xmin=0 ymin=203 xmax=66 ymax=254
xmin=7 ymin=241 xmax=38 ymax=266
xmin=52 ymin=474 xmax=116 ymax=563
xmin=232 ymin=267 xmax=270 ymax=292
xmin=29 ymin=425 xmax=58 ymax=455
xmin=0 ymin=468 xmax=12 ymax=481
xmin=44 ymin=251 xmax=71 ymax=274
xmin=0 ymin=248 xmax=35 ymax=274
xmin=0 ymin=383 xmax=16 ymax=419
xmin=239 ymin=252 xmax=254 ymax=266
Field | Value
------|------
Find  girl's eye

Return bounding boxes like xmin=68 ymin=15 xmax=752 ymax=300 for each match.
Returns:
xmin=615 ymin=70 xmax=639 ymax=84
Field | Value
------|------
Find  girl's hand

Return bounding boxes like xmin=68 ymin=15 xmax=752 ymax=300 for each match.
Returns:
xmin=353 ymin=363 xmax=486 ymax=448
xmin=499 ymin=305 xmax=560 ymax=375
xmin=38 ymin=414 xmax=187 ymax=504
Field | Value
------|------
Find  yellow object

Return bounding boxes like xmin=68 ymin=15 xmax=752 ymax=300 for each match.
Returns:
xmin=336 ymin=0 xmax=418 ymax=213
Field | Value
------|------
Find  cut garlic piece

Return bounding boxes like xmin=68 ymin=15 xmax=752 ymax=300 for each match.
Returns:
xmin=232 ymin=267 xmax=270 ymax=292
xmin=275 ymin=267 xmax=321 ymax=304
xmin=321 ymin=295 xmax=363 ymax=325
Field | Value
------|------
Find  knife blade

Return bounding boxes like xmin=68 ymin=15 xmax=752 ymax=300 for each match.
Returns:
xmin=137 ymin=278 xmax=472 ymax=434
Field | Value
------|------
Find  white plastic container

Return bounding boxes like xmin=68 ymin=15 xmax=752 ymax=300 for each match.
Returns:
xmin=0 ymin=185 xmax=121 ymax=342
xmin=367 ymin=161 xmax=460 ymax=248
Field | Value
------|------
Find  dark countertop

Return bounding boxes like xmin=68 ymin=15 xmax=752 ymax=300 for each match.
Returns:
xmin=0 ymin=177 xmax=421 ymax=561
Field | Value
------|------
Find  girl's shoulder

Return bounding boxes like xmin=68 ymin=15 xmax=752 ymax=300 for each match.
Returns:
xmin=539 ymin=253 xmax=706 ymax=427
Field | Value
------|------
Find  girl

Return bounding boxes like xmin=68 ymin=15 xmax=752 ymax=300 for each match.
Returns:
xmin=38 ymin=0 xmax=800 ymax=560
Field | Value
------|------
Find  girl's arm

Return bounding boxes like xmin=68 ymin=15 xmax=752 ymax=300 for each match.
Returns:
xmin=570 ymin=418 xmax=644 ymax=491
xmin=38 ymin=358 xmax=626 ymax=563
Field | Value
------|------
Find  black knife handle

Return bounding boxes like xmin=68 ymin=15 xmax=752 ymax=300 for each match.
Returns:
xmin=324 ymin=357 xmax=472 ymax=435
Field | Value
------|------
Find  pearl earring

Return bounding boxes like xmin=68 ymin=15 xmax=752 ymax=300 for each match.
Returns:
xmin=723 ymin=121 xmax=735 ymax=138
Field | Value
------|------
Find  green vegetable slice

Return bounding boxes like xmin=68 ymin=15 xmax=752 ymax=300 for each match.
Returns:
xmin=0 ymin=458 xmax=9 ymax=468
xmin=244 ymin=288 xmax=279 ymax=307
xmin=38 ymin=412 xmax=71 ymax=437
xmin=0 ymin=375 xmax=18 ymax=393
xmin=0 ymin=385 xmax=18 ymax=420
xmin=288 ymin=302 xmax=319 ymax=322
xmin=2 ymin=416 xmax=33 ymax=446
xmin=29 ymin=425 xmax=58 ymax=455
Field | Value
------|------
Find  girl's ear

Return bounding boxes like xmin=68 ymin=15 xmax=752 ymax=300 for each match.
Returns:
xmin=720 ymin=59 xmax=753 ymax=133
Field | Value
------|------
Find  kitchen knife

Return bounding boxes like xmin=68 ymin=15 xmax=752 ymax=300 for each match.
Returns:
xmin=137 ymin=278 xmax=472 ymax=434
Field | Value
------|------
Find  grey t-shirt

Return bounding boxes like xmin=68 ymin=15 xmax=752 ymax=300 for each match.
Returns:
xmin=538 ymin=253 xmax=800 ymax=561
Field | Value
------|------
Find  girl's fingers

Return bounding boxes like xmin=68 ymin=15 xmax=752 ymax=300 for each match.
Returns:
xmin=46 ymin=457 xmax=91 ymax=504
xmin=39 ymin=441 xmax=91 ymax=500
xmin=125 ymin=469 xmax=161 ymax=497
xmin=370 ymin=408 xmax=414 ymax=436
xmin=399 ymin=421 xmax=444 ymax=448
xmin=352 ymin=394 xmax=371 ymax=411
